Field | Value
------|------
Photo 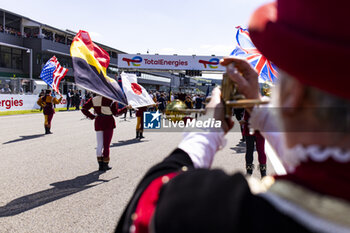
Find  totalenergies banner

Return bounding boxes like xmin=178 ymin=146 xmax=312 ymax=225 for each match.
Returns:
xmin=118 ymin=54 xmax=225 ymax=71
xmin=0 ymin=94 xmax=67 ymax=111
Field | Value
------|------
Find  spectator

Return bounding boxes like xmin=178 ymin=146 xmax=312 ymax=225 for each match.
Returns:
xmin=1 ymin=84 xmax=12 ymax=94
xmin=184 ymin=95 xmax=193 ymax=109
xmin=66 ymin=89 xmax=72 ymax=110
xmin=157 ymin=94 xmax=167 ymax=114
xmin=74 ymin=90 xmax=81 ymax=110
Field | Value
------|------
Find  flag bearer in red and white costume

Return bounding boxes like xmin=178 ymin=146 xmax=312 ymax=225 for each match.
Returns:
xmin=37 ymin=89 xmax=62 ymax=134
xmin=82 ymin=94 xmax=127 ymax=172
xmin=116 ymin=1 xmax=350 ymax=232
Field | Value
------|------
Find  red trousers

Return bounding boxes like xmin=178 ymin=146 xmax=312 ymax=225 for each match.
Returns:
xmin=96 ymin=129 xmax=114 ymax=160
xmin=44 ymin=114 xmax=54 ymax=127
xmin=245 ymin=134 xmax=267 ymax=165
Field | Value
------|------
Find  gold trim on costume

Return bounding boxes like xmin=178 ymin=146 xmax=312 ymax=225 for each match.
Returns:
xmin=103 ymin=157 xmax=110 ymax=163
xmin=269 ymin=180 xmax=350 ymax=228
xmin=136 ymin=117 xmax=142 ymax=131
xmin=44 ymin=115 xmax=49 ymax=126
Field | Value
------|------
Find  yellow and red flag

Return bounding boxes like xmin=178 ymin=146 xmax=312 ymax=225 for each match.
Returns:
xmin=70 ymin=30 xmax=127 ymax=104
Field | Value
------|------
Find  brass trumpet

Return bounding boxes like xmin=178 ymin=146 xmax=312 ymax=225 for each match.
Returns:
xmin=165 ymin=100 xmax=188 ymax=121
xmin=221 ymin=72 xmax=269 ymax=117
xmin=166 ymin=72 xmax=269 ymax=119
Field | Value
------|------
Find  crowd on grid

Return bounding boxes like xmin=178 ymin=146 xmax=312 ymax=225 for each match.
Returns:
xmin=148 ymin=90 xmax=206 ymax=113
xmin=60 ymin=89 xmax=207 ymax=116
xmin=65 ymin=89 xmax=93 ymax=110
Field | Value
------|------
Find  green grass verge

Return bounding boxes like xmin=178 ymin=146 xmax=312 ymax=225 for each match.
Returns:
xmin=0 ymin=107 xmax=77 ymax=116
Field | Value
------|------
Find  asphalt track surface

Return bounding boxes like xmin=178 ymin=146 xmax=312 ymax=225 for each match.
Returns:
xmin=0 ymin=110 xmax=274 ymax=233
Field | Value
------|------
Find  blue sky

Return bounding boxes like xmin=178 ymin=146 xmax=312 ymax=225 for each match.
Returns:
xmin=0 ymin=0 xmax=271 ymax=56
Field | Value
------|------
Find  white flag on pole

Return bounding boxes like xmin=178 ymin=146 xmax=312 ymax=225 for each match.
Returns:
xmin=120 ymin=72 xmax=155 ymax=108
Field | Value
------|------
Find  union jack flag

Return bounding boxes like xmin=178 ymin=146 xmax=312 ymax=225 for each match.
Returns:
xmin=39 ymin=56 xmax=68 ymax=94
xmin=231 ymin=26 xmax=278 ymax=83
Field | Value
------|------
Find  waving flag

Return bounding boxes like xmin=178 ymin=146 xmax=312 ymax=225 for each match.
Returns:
xmin=39 ymin=56 xmax=67 ymax=94
xmin=231 ymin=26 xmax=278 ymax=83
xmin=120 ymin=73 xmax=155 ymax=108
xmin=70 ymin=30 xmax=127 ymax=105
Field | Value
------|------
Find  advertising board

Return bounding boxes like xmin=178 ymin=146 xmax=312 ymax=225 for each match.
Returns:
xmin=118 ymin=54 xmax=225 ymax=71
xmin=0 ymin=94 xmax=67 ymax=111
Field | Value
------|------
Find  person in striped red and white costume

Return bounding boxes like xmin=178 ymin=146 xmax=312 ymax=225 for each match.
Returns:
xmin=82 ymin=94 xmax=127 ymax=171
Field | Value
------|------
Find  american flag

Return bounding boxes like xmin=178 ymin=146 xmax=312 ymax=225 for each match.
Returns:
xmin=39 ymin=56 xmax=68 ymax=94
xmin=231 ymin=26 xmax=278 ymax=83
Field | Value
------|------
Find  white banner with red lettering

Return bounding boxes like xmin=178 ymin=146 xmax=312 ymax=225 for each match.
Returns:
xmin=0 ymin=94 xmax=67 ymax=111
xmin=118 ymin=54 xmax=225 ymax=71
xmin=120 ymin=73 xmax=155 ymax=108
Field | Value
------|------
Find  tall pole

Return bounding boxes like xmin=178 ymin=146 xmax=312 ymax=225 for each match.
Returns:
xmin=29 ymin=49 xmax=33 ymax=79
xmin=28 ymin=49 xmax=33 ymax=93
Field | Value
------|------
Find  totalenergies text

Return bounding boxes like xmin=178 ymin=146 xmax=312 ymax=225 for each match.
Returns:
xmin=144 ymin=59 xmax=188 ymax=67
xmin=0 ymin=97 xmax=24 ymax=109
